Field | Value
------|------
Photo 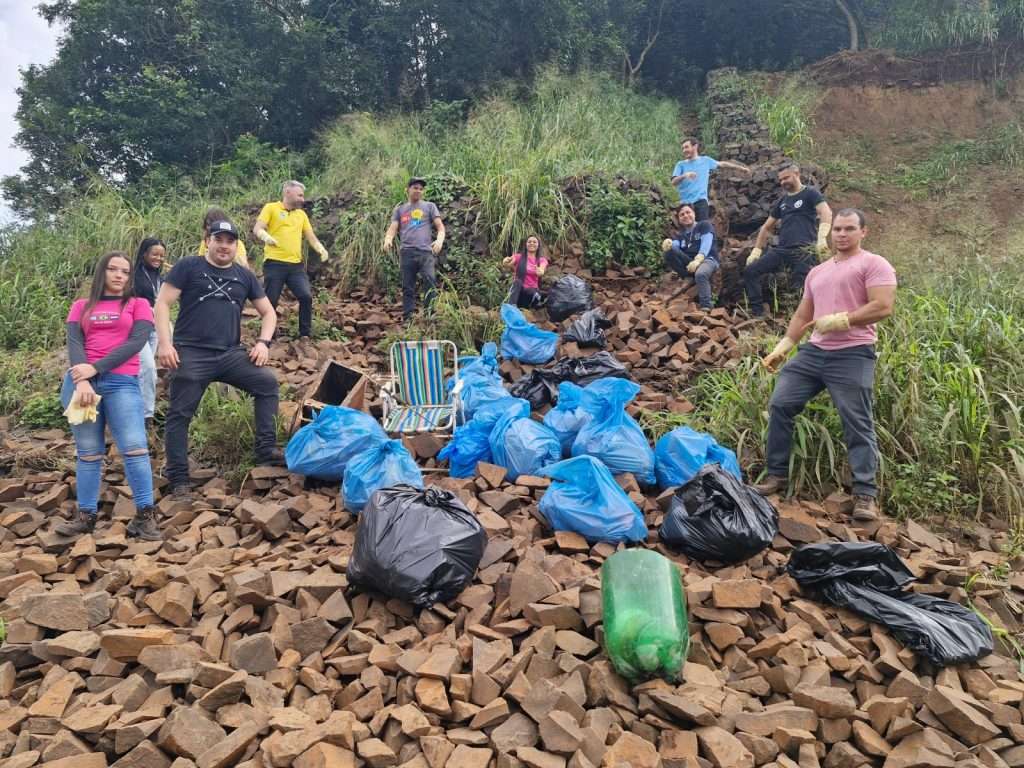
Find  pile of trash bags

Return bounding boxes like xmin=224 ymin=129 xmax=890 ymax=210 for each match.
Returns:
xmin=660 ymin=464 xmax=778 ymax=564
xmin=449 ymin=342 xmax=507 ymax=421
xmin=538 ymin=456 xmax=647 ymax=543
xmin=563 ymin=308 xmax=611 ymax=349
xmin=285 ymin=406 xmax=387 ymax=481
xmin=655 ymin=426 xmax=741 ymax=489
xmin=490 ymin=410 xmax=562 ymax=482
xmin=500 ymin=303 xmax=557 ymax=364
xmin=342 ymin=439 xmax=423 ymax=514
xmin=788 ymin=542 xmax=994 ymax=666
xmin=509 ymin=352 xmax=630 ymax=410
xmin=546 ymin=275 xmax=594 ymax=322
xmin=439 ymin=397 xmax=531 ymax=479
xmin=348 ymin=485 xmax=487 ymax=607
xmin=571 ymin=379 xmax=656 ymax=486
xmin=542 ymin=382 xmax=588 ymax=457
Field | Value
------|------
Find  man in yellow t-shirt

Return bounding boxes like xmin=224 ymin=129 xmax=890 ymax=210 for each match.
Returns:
xmin=253 ymin=180 xmax=329 ymax=340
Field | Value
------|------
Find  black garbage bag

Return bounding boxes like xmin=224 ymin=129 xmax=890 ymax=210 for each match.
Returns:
xmin=659 ymin=464 xmax=778 ymax=564
xmin=546 ymin=275 xmax=594 ymax=322
xmin=347 ymin=484 xmax=488 ymax=607
xmin=563 ymin=308 xmax=612 ymax=348
xmin=509 ymin=352 xmax=631 ymax=409
xmin=788 ymin=542 xmax=993 ymax=666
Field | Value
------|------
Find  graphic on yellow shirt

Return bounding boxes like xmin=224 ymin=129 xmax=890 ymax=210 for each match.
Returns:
xmin=257 ymin=201 xmax=311 ymax=264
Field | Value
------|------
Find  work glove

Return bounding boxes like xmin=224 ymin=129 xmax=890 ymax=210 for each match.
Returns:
xmin=256 ymin=229 xmax=278 ymax=247
xmin=746 ymin=247 xmax=763 ymax=266
xmin=816 ymin=222 xmax=831 ymax=257
xmin=382 ymin=234 xmax=395 ymax=250
xmin=661 ymin=238 xmax=673 ymax=253
xmin=686 ymin=254 xmax=705 ymax=273
xmin=431 ymin=235 xmax=444 ymax=255
xmin=761 ymin=337 xmax=795 ymax=373
xmin=64 ymin=392 xmax=102 ymax=425
xmin=313 ymin=242 xmax=329 ymax=260
xmin=814 ymin=312 xmax=850 ymax=334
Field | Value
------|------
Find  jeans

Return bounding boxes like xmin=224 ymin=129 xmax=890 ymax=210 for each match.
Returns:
xmin=743 ymin=245 xmax=818 ymax=314
xmin=767 ymin=344 xmax=879 ymax=497
xmin=665 ymin=248 xmax=719 ymax=308
xmin=263 ymin=260 xmax=313 ymax=337
xmin=138 ymin=329 xmax=159 ymax=418
xmin=60 ymin=372 xmax=153 ymax=514
xmin=164 ymin=345 xmax=279 ymax=488
xmin=400 ymin=247 xmax=437 ymax=320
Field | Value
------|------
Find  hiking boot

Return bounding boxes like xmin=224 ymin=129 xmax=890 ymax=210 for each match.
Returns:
xmin=852 ymin=495 xmax=880 ymax=522
xmin=126 ymin=506 xmax=163 ymax=541
xmin=256 ymin=447 xmax=286 ymax=467
xmin=753 ymin=475 xmax=787 ymax=496
xmin=56 ymin=508 xmax=97 ymax=537
xmin=170 ymin=484 xmax=193 ymax=503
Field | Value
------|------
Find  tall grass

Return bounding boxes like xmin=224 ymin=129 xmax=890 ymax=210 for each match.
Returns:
xmin=643 ymin=265 xmax=1024 ymax=520
xmin=756 ymin=78 xmax=817 ymax=157
xmin=895 ymin=122 xmax=1024 ymax=191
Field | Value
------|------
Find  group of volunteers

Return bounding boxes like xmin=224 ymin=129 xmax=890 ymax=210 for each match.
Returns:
xmin=58 ymin=146 xmax=897 ymax=542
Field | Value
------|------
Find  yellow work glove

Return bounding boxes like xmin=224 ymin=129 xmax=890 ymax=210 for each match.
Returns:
xmin=313 ymin=242 xmax=329 ymax=260
xmin=64 ymin=392 xmax=102 ymax=425
xmin=816 ymin=222 xmax=831 ymax=257
xmin=814 ymin=312 xmax=850 ymax=334
xmin=686 ymin=254 xmax=705 ymax=273
xmin=762 ymin=337 xmax=795 ymax=373
xmin=661 ymin=238 xmax=673 ymax=253
xmin=256 ymin=229 xmax=278 ymax=247
xmin=747 ymin=247 xmax=763 ymax=266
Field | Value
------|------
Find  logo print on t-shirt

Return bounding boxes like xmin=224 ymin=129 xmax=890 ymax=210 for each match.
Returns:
xmin=407 ymin=208 xmax=427 ymax=229
xmin=794 ymin=200 xmax=804 ymax=209
xmin=89 ymin=311 xmax=119 ymax=324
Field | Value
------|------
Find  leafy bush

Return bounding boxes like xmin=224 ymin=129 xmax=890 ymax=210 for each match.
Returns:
xmin=19 ymin=393 xmax=66 ymax=430
xmin=583 ymin=182 xmax=664 ymax=273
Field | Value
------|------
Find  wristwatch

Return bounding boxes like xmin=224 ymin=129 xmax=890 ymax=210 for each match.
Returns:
xmin=257 ymin=338 xmax=273 ymax=347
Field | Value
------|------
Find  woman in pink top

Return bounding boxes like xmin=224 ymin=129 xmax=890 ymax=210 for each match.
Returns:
xmin=503 ymin=235 xmax=549 ymax=309
xmin=57 ymin=251 xmax=162 ymax=542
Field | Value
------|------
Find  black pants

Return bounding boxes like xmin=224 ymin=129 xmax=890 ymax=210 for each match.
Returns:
xmin=686 ymin=199 xmax=710 ymax=222
xmin=263 ymin=260 xmax=313 ymax=337
xmin=164 ymin=345 xmax=279 ymax=488
xmin=743 ymin=245 xmax=818 ymax=314
xmin=401 ymin=247 xmax=437 ymax=320
xmin=515 ymin=287 xmax=544 ymax=309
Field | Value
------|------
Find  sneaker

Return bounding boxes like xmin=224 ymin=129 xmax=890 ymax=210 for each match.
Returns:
xmin=852 ymin=495 xmax=880 ymax=522
xmin=752 ymin=475 xmax=787 ymax=495
xmin=56 ymin=508 xmax=97 ymax=537
xmin=255 ymin=447 xmax=286 ymax=467
xmin=170 ymin=484 xmax=193 ymax=503
xmin=126 ymin=506 xmax=163 ymax=541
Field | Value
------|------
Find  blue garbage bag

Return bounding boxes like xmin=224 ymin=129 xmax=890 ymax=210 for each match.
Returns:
xmin=489 ymin=412 xmax=561 ymax=481
xmin=285 ymin=406 xmax=387 ymax=481
xmin=438 ymin=421 xmax=493 ymax=478
xmin=459 ymin=376 xmax=510 ymax=422
xmin=449 ymin=342 xmax=507 ymax=422
xmin=500 ymin=303 xmax=558 ymax=364
xmin=457 ymin=342 xmax=500 ymax=379
xmin=473 ymin=396 xmax=531 ymax=431
xmin=655 ymin=426 xmax=742 ymax=489
xmin=543 ymin=382 xmax=589 ymax=457
xmin=343 ymin=439 xmax=424 ymax=513
xmin=538 ymin=456 xmax=647 ymax=543
xmin=571 ymin=379 xmax=656 ymax=485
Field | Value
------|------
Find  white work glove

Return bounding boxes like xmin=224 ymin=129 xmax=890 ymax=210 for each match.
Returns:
xmin=814 ymin=312 xmax=850 ymax=334
xmin=313 ymin=242 xmax=329 ymax=260
xmin=431 ymin=235 xmax=444 ymax=255
xmin=686 ymin=254 xmax=705 ymax=274
xmin=256 ymin=229 xmax=278 ymax=247
xmin=661 ymin=238 xmax=673 ymax=253
xmin=762 ymin=337 xmax=795 ymax=373
xmin=747 ymin=247 xmax=763 ymax=266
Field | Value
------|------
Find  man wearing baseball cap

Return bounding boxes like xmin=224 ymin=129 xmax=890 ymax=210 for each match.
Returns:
xmin=382 ymin=177 xmax=446 ymax=321
xmin=155 ymin=219 xmax=283 ymax=501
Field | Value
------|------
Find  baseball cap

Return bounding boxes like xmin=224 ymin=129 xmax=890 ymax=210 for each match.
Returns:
xmin=207 ymin=220 xmax=239 ymax=239
xmin=407 ymin=177 xmax=427 ymax=188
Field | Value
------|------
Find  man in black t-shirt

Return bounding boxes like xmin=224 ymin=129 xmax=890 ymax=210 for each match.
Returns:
xmin=743 ymin=163 xmax=833 ymax=317
xmin=661 ymin=203 xmax=721 ymax=310
xmin=155 ymin=220 xmax=282 ymax=499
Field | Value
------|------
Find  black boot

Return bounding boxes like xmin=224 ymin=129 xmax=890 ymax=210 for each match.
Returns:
xmin=56 ymin=508 xmax=97 ymax=537
xmin=126 ymin=506 xmax=162 ymax=541
xmin=255 ymin=447 xmax=286 ymax=467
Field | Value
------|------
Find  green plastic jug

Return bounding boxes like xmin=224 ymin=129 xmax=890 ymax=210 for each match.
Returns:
xmin=601 ymin=549 xmax=689 ymax=682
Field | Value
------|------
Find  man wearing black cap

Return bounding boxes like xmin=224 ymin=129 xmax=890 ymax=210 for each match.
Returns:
xmin=155 ymin=220 xmax=283 ymax=500
xmin=382 ymin=177 xmax=446 ymax=321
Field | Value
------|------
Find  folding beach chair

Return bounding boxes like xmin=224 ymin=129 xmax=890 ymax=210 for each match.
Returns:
xmin=381 ymin=340 xmax=460 ymax=434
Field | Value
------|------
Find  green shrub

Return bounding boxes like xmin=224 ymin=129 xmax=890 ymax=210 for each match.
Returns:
xmin=19 ymin=393 xmax=66 ymax=430
xmin=583 ymin=182 xmax=665 ymax=273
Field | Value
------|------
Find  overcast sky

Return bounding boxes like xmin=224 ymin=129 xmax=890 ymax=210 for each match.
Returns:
xmin=0 ymin=2 xmax=60 ymax=223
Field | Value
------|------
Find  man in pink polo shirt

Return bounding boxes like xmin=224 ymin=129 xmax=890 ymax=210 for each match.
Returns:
xmin=754 ymin=208 xmax=897 ymax=521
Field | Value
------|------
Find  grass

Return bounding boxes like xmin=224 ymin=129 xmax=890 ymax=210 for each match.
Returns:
xmin=893 ymin=122 xmax=1024 ymax=193
xmin=755 ymin=78 xmax=818 ymax=157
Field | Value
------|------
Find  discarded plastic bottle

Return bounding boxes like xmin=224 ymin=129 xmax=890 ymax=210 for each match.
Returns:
xmin=601 ymin=549 xmax=689 ymax=682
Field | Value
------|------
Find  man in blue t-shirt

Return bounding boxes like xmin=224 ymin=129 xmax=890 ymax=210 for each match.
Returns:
xmin=661 ymin=203 xmax=720 ymax=310
xmin=670 ymin=137 xmax=751 ymax=221
xmin=744 ymin=163 xmax=833 ymax=317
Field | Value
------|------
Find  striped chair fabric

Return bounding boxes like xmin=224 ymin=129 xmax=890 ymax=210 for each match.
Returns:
xmin=384 ymin=341 xmax=457 ymax=434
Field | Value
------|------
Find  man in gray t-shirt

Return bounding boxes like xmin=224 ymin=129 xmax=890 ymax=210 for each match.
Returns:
xmin=383 ymin=177 xmax=446 ymax=320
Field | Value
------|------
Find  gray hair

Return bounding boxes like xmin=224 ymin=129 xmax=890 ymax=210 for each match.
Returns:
xmin=283 ymin=180 xmax=305 ymax=195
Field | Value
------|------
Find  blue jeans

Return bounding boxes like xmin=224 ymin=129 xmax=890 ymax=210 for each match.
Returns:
xmin=61 ymin=372 xmax=154 ymax=514
xmin=665 ymin=248 xmax=720 ymax=308
xmin=138 ymin=329 xmax=159 ymax=418
xmin=766 ymin=344 xmax=879 ymax=497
